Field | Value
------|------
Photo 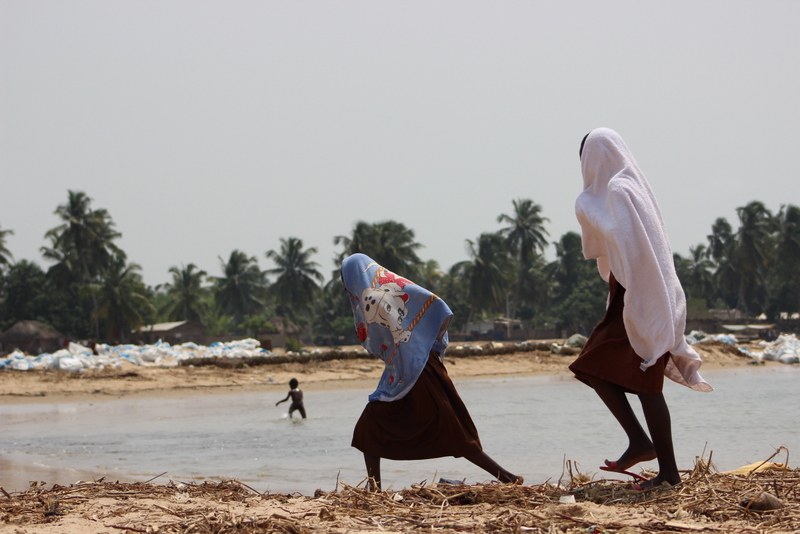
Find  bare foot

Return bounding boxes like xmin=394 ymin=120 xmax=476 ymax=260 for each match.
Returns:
xmin=604 ymin=445 xmax=657 ymax=471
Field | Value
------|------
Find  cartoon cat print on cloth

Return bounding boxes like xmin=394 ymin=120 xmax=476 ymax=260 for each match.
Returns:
xmin=362 ymin=281 xmax=412 ymax=345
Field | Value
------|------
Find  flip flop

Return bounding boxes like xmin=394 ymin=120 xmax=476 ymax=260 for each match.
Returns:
xmin=599 ymin=464 xmax=647 ymax=482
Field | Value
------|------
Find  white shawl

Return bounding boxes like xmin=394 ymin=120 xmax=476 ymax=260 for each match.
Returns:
xmin=575 ymin=128 xmax=711 ymax=392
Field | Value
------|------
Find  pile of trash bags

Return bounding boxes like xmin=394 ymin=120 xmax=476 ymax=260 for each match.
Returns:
xmin=548 ymin=333 xmax=588 ymax=356
xmin=0 ymin=338 xmax=271 ymax=372
xmin=754 ymin=333 xmax=800 ymax=364
xmin=687 ymin=330 xmax=800 ymax=364
xmin=686 ymin=330 xmax=739 ymax=346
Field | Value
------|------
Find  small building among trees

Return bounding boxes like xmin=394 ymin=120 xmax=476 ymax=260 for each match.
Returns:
xmin=0 ymin=320 xmax=66 ymax=355
xmin=135 ymin=320 xmax=206 ymax=345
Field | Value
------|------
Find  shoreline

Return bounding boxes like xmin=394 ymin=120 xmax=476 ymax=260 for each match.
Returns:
xmin=0 ymin=340 xmax=762 ymax=405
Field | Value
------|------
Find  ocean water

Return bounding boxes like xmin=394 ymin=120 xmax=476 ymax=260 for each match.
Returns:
xmin=1 ymin=365 xmax=797 ymax=495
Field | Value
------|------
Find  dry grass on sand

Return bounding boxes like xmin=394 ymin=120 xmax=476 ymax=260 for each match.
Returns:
xmin=2 ymin=448 xmax=798 ymax=533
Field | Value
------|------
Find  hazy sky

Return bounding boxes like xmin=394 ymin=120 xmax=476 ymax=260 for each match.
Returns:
xmin=2 ymin=1 xmax=798 ymax=286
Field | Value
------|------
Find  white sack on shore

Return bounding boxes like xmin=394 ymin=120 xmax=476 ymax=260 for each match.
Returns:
xmin=755 ymin=333 xmax=800 ymax=364
xmin=0 ymin=338 xmax=271 ymax=372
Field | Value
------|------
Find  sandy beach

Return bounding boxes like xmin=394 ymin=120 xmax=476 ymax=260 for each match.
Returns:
xmin=2 ymin=341 xmax=798 ymax=533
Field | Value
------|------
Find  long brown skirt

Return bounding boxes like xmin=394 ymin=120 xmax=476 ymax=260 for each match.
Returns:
xmin=351 ymin=353 xmax=483 ymax=460
xmin=569 ymin=273 xmax=668 ymax=395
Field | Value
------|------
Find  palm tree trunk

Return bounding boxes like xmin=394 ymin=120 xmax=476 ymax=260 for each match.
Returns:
xmin=736 ymin=280 xmax=749 ymax=317
xmin=81 ymin=256 xmax=101 ymax=340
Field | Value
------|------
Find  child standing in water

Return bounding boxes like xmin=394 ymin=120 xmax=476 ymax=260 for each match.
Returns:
xmin=341 ymin=253 xmax=521 ymax=491
xmin=569 ymin=128 xmax=712 ymax=490
xmin=276 ymin=377 xmax=306 ymax=419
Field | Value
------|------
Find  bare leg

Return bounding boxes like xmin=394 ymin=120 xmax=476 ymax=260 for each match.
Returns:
xmin=637 ymin=392 xmax=680 ymax=487
xmin=464 ymin=451 xmax=523 ymax=484
xmin=364 ymin=453 xmax=381 ymax=491
xmin=588 ymin=377 xmax=656 ymax=470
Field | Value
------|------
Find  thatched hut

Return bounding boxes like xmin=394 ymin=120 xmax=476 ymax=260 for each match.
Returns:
xmin=0 ymin=320 xmax=66 ymax=355
xmin=134 ymin=320 xmax=206 ymax=345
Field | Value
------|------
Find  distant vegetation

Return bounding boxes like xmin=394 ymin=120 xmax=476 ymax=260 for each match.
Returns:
xmin=1 ymin=191 xmax=798 ymax=346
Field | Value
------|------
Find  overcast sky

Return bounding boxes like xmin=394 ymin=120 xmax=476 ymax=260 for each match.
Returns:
xmin=2 ymin=1 xmax=798 ymax=287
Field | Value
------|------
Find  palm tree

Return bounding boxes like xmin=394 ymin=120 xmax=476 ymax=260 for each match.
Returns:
xmin=683 ymin=244 xmax=715 ymax=305
xmin=436 ymin=262 xmax=473 ymax=332
xmin=772 ymin=204 xmax=800 ymax=314
xmin=734 ymin=201 xmax=775 ymax=314
xmin=42 ymin=191 xmax=121 ymax=279
xmin=547 ymin=231 xmax=607 ymax=333
xmin=548 ymin=232 xmax=587 ymax=301
xmin=462 ymin=233 xmax=514 ymax=316
xmin=160 ymin=263 xmax=209 ymax=322
xmin=415 ymin=259 xmax=444 ymax=292
xmin=1 ymin=260 xmax=50 ymax=325
xmin=214 ymin=250 xmax=266 ymax=325
xmin=0 ymin=225 xmax=14 ymax=269
xmin=96 ymin=254 xmax=155 ymax=343
xmin=706 ymin=217 xmax=734 ymax=263
xmin=41 ymin=190 xmax=122 ymax=338
xmin=497 ymin=199 xmax=550 ymax=263
xmin=497 ymin=199 xmax=550 ymax=317
xmin=706 ymin=218 xmax=738 ymax=309
xmin=310 ymin=278 xmax=357 ymax=345
xmin=334 ymin=220 xmax=423 ymax=277
xmin=265 ymin=237 xmax=323 ymax=318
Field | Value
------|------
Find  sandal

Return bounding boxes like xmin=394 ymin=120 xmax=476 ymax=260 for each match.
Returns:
xmin=599 ymin=461 xmax=647 ymax=482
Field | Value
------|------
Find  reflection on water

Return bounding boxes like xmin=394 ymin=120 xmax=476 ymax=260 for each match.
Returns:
xmin=1 ymin=366 xmax=797 ymax=495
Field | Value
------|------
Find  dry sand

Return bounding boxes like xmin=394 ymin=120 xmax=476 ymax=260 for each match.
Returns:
xmin=2 ymin=341 xmax=797 ymax=533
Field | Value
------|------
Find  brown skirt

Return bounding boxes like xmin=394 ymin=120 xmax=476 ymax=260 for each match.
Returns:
xmin=351 ymin=353 xmax=483 ymax=460
xmin=569 ymin=273 xmax=668 ymax=395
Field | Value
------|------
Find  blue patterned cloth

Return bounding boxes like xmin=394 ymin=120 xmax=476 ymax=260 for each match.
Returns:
xmin=341 ymin=253 xmax=453 ymax=402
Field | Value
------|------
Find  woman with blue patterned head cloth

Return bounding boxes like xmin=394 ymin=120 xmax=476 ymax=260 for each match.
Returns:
xmin=341 ymin=253 xmax=521 ymax=491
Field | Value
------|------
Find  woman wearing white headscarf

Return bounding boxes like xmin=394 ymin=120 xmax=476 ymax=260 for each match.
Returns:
xmin=569 ymin=128 xmax=712 ymax=490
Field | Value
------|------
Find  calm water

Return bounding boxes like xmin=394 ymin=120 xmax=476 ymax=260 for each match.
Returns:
xmin=1 ymin=366 xmax=797 ymax=494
